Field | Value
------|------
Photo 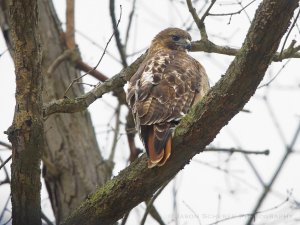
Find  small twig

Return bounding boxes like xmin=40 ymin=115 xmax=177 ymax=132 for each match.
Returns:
xmin=0 ymin=155 xmax=12 ymax=171
xmin=47 ymin=49 xmax=74 ymax=76
xmin=204 ymin=147 xmax=270 ymax=155
xmin=140 ymin=181 xmax=169 ymax=225
xmin=0 ymin=156 xmax=10 ymax=185
xmin=258 ymin=59 xmax=291 ymax=88
xmin=75 ymin=82 xmax=97 ymax=88
xmin=216 ymin=194 xmax=221 ymax=225
xmin=209 ymin=0 xmax=256 ymax=16
xmin=0 ymin=141 xmax=12 ymax=149
xmin=194 ymin=159 xmax=258 ymax=190
xmin=279 ymin=7 xmax=300 ymax=59
xmin=75 ymin=29 xmax=121 ymax=63
xmin=66 ymin=0 xmax=75 ymax=49
xmin=199 ymin=0 xmax=217 ymax=24
xmin=182 ymin=201 xmax=202 ymax=225
xmin=41 ymin=211 xmax=54 ymax=225
xmin=124 ymin=0 xmax=137 ymax=49
xmin=120 ymin=212 xmax=130 ymax=225
xmin=0 ymin=142 xmax=12 ymax=182
xmin=172 ymin=178 xmax=179 ymax=225
xmin=0 ymin=195 xmax=10 ymax=222
xmin=64 ymin=5 xmax=123 ymax=97
xmin=108 ymin=103 xmax=121 ymax=162
xmin=110 ymin=1 xmax=127 ymax=67
xmin=0 ymin=48 xmax=9 ymax=57
xmin=243 ymin=154 xmax=266 ymax=187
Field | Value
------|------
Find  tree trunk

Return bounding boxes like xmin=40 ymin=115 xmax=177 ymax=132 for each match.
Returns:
xmin=0 ymin=0 xmax=111 ymax=223
xmin=6 ymin=0 xmax=43 ymax=224
xmin=38 ymin=1 xmax=111 ymax=223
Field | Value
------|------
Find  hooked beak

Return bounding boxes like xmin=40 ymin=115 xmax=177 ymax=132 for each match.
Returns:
xmin=178 ymin=38 xmax=192 ymax=51
xmin=184 ymin=39 xmax=192 ymax=51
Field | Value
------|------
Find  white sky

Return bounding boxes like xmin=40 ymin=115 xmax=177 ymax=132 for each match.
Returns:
xmin=0 ymin=0 xmax=300 ymax=224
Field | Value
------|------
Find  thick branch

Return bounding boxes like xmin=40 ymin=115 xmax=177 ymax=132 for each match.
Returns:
xmin=62 ymin=1 xmax=299 ymax=225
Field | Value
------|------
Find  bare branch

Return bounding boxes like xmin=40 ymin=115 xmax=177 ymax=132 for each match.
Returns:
xmin=43 ymin=52 xmax=146 ymax=117
xmin=258 ymin=58 xmax=291 ymax=88
xmin=0 ymin=141 xmax=12 ymax=150
xmin=199 ymin=0 xmax=217 ymax=24
xmin=208 ymin=0 xmax=257 ymax=16
xmin=75 ymin=59 xmax=108 ymax=82
xmin=64 ymin=5 xmax=123 ymax=97
xmin=191 ymin=39 xmax=300 ymax=61
xmin=186 ymin=0 xmax=210 ymax=40
xmin=66 ymin=0 xmax=75 ymax=49
xmin=204 ymin=147 xmax=270 ymax=155
xmin=108 ymin=104 xmax=121 ymax=163
xmin=124 ymin=0 xmax=137 ymax=49
xmin=140 ymin=181 xmax=169 ymax=225
xmin=243 ymin=154 xmax=266 ymax=187
xmin=182 ymin=201 xmax=202 ymax=225
xmin=110 ymin=1 xmax=127 ymax=67
xmin=41 ymin=211 xmax=54 ymax=225
xmin=279 ymin=7 xmax=300 ymax=58
xmin=0 ymin=155 xmax=12 ymax=171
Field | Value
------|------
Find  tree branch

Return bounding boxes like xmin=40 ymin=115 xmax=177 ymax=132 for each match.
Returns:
xmin=43 ymin=52 xmax=146 ymax=117
xmin=191 ymin=39 xmax=300 ymax=61
xmin=109 ymin=1 xmax=127 ymax=67
xmin=61 ymin=1 xmax=299 ymax=225
xmin=75 ymin=59 xmax=108 ymax=82
xmin=186 ymin=0 xmax=212 ymax=40
xmin=66 ymin=0 xmax=75 ymax=49
xmin=204 ymin=147 xmax=269 ymax=155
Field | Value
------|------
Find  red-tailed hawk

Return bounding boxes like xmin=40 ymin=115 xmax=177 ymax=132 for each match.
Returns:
xmin=127 ymin=28 xmax=209 ymax=168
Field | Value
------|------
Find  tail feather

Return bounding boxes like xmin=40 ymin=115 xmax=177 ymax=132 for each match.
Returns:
xmin=157 ymin=136 xmax=171 ymax=167
xmin=147 ymin=127 xmax=164 ymax=166
xmin=143 ymin=124 xmax=172 ymax=168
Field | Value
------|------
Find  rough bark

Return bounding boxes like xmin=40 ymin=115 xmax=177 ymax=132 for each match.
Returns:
xmin=0 ymin=0 xmax=111 ymax=223
xmin=6 ymin=0 xmax=43 ymax=224
xmin=62 ymin=0 xmax=299 ymax=225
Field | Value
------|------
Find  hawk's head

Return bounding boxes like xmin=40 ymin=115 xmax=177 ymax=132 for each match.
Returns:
xmin=151 ymin=27 xmax=192 ymax=52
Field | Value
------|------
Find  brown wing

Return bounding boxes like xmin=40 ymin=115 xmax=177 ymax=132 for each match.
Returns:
xmin=126 ymin=49 xmax=209 ymax=167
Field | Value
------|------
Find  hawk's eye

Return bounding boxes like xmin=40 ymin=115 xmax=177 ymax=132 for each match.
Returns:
xmin=171 ymin=35 xmax=180 ymax=41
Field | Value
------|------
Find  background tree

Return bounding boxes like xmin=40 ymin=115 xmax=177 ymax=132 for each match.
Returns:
xmin=0 ymin=0 xmax=300 ymax=225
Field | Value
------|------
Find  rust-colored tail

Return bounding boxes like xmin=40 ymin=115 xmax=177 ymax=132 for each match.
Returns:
xmin=142 ymin=124 xmax=172 ymax=168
